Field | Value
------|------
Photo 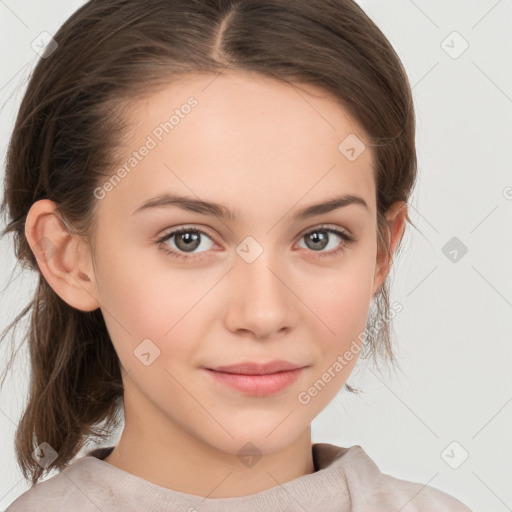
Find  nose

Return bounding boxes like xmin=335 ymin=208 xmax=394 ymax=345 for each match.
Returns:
xmin=223 ymin=247 xmax=297 ymax=339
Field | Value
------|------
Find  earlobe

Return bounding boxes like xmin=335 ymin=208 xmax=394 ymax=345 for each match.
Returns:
xmin=372 ymin=201 xmax=407 ymax=297
xmin=24 ymin=199 xmax=100 ymax=312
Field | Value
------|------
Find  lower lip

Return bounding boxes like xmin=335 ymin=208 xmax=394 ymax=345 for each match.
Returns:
xmin=203 ymin=368 xmax=305 ymax=396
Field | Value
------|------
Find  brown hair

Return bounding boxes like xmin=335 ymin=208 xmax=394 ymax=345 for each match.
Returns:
xmin=0 ymin=0 xmax=418 ymax=486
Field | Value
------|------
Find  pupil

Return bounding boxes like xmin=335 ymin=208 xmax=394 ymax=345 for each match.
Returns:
xmin=177 ymin=232 xmax=199 ymax=251
xmin=308 ymin=231 xmax=327 ymax=250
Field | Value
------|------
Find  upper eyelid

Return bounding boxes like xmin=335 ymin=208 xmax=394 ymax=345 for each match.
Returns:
xmin=159 ymin=225 xmax=215 ymax=242
xmin=297 ymin=223 xmax=351 ymax=237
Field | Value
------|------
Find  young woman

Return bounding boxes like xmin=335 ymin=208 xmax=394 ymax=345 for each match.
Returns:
xmin=1 ymin=0 xmax=472 ymax=510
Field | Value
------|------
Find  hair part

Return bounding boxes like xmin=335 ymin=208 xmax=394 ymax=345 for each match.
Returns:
xmin=0 ymin=0 xmax=418 ymax=485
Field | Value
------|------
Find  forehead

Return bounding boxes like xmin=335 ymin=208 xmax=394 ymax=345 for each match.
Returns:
xmin=99 ymin=71 xmax=376 ymax=223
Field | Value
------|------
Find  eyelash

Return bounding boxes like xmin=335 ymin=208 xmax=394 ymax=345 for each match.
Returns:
xmin=155 ymin=224 xmax=355 ymax=262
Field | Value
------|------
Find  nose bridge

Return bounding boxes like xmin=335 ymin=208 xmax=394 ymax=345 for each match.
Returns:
xmin=226 ymin=235 xmax=294 ymax=336
xmin=236 ymin=235 xmax=286 ymax=299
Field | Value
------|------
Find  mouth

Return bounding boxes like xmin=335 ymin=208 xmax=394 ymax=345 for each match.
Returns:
xmin=205 ymin=359 xmax=307 ymax=375
xmin=202 ymin=365 xmax=307 ymax=396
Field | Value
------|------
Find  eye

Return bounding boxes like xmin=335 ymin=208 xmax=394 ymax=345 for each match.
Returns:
xmin=155 ymin=224 xmax=355 ymax=262
xmin=296 ymin=225 xmax=355 ymax=259
xmin=155 ymin=227 xmax=215 ymax=261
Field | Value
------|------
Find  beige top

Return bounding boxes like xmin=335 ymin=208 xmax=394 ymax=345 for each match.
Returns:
xmin=7 ymin=443 xmax=473 ymax=511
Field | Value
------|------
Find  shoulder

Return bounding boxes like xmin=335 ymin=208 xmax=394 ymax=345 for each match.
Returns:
xmin=366 ymin=472 xmax=473 ymax=511
xmin=316 ymin=443 xmax=473 ymax=511
xmin=6 ymin=452 xmax=119 ymax=512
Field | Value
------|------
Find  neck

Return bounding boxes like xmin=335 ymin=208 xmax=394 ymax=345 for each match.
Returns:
xmin=103 ymin=380 xmax=315 ymax=498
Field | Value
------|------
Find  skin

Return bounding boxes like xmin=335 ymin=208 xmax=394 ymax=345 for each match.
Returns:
xmin=24 ymin=70 xmax=406 ymax=498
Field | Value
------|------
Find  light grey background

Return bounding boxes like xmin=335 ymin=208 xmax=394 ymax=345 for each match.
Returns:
xmin=1 ymin=1 xmax=511 ymax=510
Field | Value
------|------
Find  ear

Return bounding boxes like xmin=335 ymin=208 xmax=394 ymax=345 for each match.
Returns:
xmin=24 ymin=199 xmax=100 ymax=312
xmin=372 ymin=201 xmax=408 ymax=297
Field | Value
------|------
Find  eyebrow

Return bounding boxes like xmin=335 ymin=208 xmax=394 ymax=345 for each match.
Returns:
xmin=132 ymin=193 xmax=369 ymax=221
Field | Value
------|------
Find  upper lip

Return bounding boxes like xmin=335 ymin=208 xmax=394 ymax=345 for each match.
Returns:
xmin=205 ymin=360 xmax=307 ymax=375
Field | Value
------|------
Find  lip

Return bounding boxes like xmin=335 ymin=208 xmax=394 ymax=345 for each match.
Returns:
xmin=203 ymin=367 xmax=305 ymax=396
xmin=206 ymin=360 xmax=306 ymax=375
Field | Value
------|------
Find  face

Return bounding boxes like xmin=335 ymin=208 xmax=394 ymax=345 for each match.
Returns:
xmin=88 ymin=71 xmax=383 ymax=456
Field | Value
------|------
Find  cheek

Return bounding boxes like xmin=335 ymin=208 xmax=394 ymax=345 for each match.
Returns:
xmin=300 ymin=252 xmax=374 ymax=373
xmin=307 ymin=257 xmax=374 ymax=331
xmin=93 ymin=244 xmax=219 ymax=366
xmin=293 ymin=264 xmax=373 ymax=411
